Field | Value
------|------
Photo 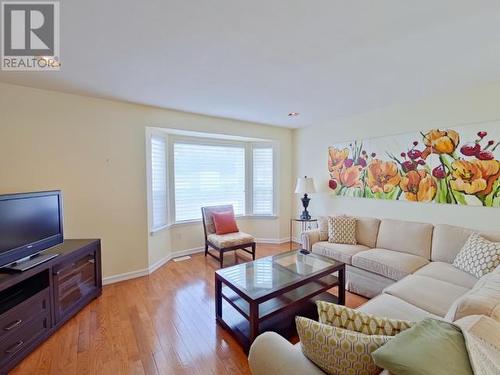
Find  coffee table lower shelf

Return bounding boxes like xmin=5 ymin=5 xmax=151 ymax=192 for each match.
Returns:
xmin=216 ymin=291 xmax=338 ymax=352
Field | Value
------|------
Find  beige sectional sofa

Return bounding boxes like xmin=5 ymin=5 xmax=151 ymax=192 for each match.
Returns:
xmin=248 ymin=217 xmax=500 ymax=375
xmin=304 ymin=217 xmax=499 ymax=300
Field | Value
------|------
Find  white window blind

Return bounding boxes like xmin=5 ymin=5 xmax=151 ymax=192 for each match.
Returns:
xmin=252 ymin=146 xmax=274 ymax=215
xmin=151 ymin=135 xmax=167 ymax=230
xmin=174 ymin=142 xmax=246 ymax=222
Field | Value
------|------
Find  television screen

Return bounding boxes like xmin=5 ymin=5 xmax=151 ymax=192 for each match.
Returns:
xmin=0 ymin=191 xmax=63 ymax=266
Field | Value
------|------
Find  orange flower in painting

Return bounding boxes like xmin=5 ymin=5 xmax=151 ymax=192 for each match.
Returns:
xmin=400 ymin=170 xmax=437 ymax=202
xmin=328 ymin=147 xmax=349 ymax=172
xmin=366 ymin=159 xmax=401 ymax=193
xmin=422 ymin=129 xmax=460 ymax=158
xmin=339 ymin=165 xmax=363 ymax=188
xmin=450 ymin=160 xmax=500 ymax=195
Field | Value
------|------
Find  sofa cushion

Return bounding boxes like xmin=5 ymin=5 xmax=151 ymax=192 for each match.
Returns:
xmin=445 ymin=273 xmax=500 ymax=322
xmin=354 ymin=216 xmax=380 ymax=248
xmin=358 ymin=294 xmax=440 ymax=322
xmin=431 ymin=224 xmax=500 ymax=263
xmin=414 ymin=261 xmax=478 ymax=289
xmin=352 ymin=248 xmax=429 ymax=281
xmin=383 ymin=275 xmax=469 ymax=317
xmin=376 ymin=219 xmax=433 ymax=258
xmin=347 ymin=266 xmax=395 ymax=298
xmin=312 ymin=242 xmax=369 ymax=265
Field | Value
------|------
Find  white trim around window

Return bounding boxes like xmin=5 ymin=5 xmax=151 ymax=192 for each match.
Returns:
xmin=147 ymin=130 xmax=279 ymax=232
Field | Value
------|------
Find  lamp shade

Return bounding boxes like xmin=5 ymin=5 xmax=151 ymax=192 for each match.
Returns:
xmin=294 ymin=176 xmax=316 ymax=194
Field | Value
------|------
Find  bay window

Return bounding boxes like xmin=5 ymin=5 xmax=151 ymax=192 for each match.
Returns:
xmin=148 ymin=131 xmax=277 ymax=230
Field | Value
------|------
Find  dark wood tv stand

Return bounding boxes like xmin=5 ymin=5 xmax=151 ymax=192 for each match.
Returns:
xmin=0 ymin=239 xmax=102 ymax=374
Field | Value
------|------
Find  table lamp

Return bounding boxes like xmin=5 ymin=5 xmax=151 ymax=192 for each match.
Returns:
xmin=294 ymin=176 xmax=316 ymax=220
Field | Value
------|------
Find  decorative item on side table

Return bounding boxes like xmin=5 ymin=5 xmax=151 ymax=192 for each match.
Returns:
xmin=295 ymin=176 xmax=316 ymax=220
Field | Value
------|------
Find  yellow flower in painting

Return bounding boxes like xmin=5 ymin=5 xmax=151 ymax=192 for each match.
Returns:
xmin=339 ymin=165 xmax=363 ymax=188
xmin=422 ymin=129 xmax=460 ymax=157
xmin=400 ymin=170 xmax=437 ymax=202
xmin=366 ymin=159 xmax=401 ymax=193
xmin=328 ymin=147 xmax=349 ymax=172
xmin=450 ymin=160 xmax=500 ymax=195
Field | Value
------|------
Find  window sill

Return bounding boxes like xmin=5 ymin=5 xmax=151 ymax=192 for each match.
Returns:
xmin=149 ymin=224 xmax=170 ymax=236
xmin=152 ymin=215 xmax=279 ymax=231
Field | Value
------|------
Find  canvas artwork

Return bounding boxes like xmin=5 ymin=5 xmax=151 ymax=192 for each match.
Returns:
xmin=328 ymin=124 xmax=500 ymax=207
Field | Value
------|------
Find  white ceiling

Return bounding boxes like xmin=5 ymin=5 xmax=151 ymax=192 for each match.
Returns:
xmin=1 ymin=1 xmax=500 ymax=128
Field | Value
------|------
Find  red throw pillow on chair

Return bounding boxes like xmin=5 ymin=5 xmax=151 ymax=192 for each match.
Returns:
xmin=212 ymin=211 xmax=239 ymax=235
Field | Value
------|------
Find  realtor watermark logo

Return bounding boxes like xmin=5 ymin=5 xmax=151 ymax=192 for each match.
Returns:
xmin=1 ymin=1 xmax=60 ymax=71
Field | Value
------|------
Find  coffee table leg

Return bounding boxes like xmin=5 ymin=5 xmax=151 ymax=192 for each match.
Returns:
xmin=338 ymin=266 xmax=346 ymax=305
xmin=249 ymin=302 xmax=259 ymax=344
xmin=215 ymin=275 xmax=222 ymax=321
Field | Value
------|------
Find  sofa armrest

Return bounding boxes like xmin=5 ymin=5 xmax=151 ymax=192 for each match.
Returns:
xmin=248 ymin=332 xmax=325 ymax=375
xmin=301 ymin=229 xmax=321 ymax=251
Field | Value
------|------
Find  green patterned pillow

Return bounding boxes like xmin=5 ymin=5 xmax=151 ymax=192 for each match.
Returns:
xmin=296 ymin=316 xmax=390 ymax=375
xmin=317 ymin=301 xmax=414 ymax=336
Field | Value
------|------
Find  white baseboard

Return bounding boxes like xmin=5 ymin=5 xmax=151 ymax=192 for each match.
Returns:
xmin=102 ymin=268 xmax=149 ymax=285
xmin=103 ymin=246 xmax=205 ymax=285
xmin=255 ymin=237 xmax=290 ymax=244
xmin=103 ymin=238 xmax=299 ymax=286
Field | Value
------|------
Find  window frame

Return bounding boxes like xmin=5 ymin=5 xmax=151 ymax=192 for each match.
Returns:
xmin=162 ymin=135 xmax=278 ymax=226
xmin=146 ymin=129 xmax=169 ymax=234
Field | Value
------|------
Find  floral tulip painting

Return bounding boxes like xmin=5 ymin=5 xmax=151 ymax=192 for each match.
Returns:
xmin=328 ymin=123 xmax=500 ymax=207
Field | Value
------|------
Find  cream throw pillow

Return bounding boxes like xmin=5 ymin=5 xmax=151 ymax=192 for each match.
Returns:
xmin=453 ymin=233 xmax=500 ymax=278
xmin=317 ymin=301 xmax=414 ymax=336
xmin=328 ymin=216 xmax=357 ymax=245
xmin=317 ymin=216 xmax=329 ymax=241
xmin=296 ymin=316 xmax=390 ymax=375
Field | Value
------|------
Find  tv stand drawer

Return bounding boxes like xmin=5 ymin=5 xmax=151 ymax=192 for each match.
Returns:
xmin=0 ymin=287 xmax=50 ymax=341
xmin=0 ymin=312 xmax=50 ymax=367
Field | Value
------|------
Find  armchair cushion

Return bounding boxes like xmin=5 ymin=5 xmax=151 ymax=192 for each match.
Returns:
xmin=296 ymin=316 xmax=390 ymax=375
xmin=207 ymin=231 xmax=254 ymax=249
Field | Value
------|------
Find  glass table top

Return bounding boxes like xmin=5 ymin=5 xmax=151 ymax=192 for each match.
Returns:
xmin=216 ymin=251 xmax=342 ymax=300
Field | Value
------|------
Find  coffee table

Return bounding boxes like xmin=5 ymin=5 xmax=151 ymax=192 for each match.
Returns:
xmin=215 ymin=250 xmax=345 ymax=350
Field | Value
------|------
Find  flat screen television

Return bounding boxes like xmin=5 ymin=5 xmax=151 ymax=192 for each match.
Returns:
xmin=0 ymin=191 xmax=63 ymax=267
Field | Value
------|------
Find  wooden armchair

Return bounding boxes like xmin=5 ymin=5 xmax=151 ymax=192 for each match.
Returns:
xmin=201 ymin=205 xmax=256 ymax=268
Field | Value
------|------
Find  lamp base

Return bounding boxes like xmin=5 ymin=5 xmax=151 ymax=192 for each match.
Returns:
xmin=300 ymin=194 xmax=311 ymax=220
xmin=300 ymin=211 xmax=311 ymax=220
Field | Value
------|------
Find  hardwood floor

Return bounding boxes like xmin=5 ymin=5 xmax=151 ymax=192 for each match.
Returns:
xmin=11 ymin=243 xmax=368 ymax=375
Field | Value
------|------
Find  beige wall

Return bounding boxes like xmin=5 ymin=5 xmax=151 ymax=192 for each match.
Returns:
xmin=0 ymin=82 xmax=293 ymax=278
xmin=293 ymin=82 xmax=500 ymax=232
